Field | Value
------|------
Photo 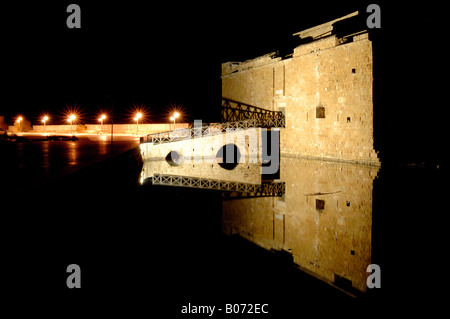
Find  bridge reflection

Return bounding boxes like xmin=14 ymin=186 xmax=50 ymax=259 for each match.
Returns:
xmin=140 ymin=142 xmax=378 ymax=295
xmin=140 ymin=157 xmax=285 ymax=198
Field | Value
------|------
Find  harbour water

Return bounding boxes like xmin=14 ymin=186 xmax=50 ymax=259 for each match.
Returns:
xmin=0 ymin=134 xmax=140 ymax=195
xmin=0 ymin=136 xmax=444 ymax=316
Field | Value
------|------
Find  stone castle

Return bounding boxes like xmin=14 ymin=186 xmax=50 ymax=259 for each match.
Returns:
xmin=219 ymin=11 xmax=380 ymax=294
xmin=222 ymin=11 xmax=380 ymax=166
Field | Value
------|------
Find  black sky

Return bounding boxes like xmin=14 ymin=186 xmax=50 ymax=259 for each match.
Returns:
xmin=1 ymin=1 xmax=371 ymax=122
xmin=1 ymin=1 xmax=446 ymax=160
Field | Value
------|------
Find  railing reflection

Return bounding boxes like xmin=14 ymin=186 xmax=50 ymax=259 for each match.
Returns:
xmin=141 ymin=157 xmax=285 ymax=198
xmin=151 ymin=173 xmax=284 ymax=198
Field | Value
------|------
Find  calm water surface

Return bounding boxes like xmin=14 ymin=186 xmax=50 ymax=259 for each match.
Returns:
xmin=0 ymin=134 xmax=139 ymax=194
xmin=0 ymin=135 xmax=444 ymax=315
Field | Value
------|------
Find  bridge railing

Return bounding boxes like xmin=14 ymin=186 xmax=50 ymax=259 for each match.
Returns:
xmin=141 ymin=99 xmax=285 ymax=144
xmin=143 ymin=119 xmax=273 ymax=144
xmin=222 ymin=98 xmax=285 ymax=128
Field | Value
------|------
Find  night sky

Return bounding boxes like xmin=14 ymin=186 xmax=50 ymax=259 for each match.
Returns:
xmin=1 ymin=1 xmax=445 ymax=160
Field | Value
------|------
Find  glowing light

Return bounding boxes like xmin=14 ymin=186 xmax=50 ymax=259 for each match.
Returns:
xmin=97 ymin=114 xmax=107 ymax=133
xmin=128 ymin=104 xmax=148 ymax=125
xmin=16 ymin=116 xmax=23 ymax=132
xmin=127 ymin=104 xmax=148 ymax=134
xmin=170 ymin=111 xmax=182 ymax=128
xmin=67 ymin=114 xmax=77 ymax=133
xmin=63 ymin=105 xmax=83 ymax=126
xmin=41 ymin=115 xmax=49 ymax=133
xmin=165 ymin=103 xmax=185 ymax=129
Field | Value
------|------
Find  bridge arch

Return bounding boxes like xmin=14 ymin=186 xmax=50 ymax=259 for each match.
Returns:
xmin=216 ymin=144 xmax=241 ymax=170
xmin=165 ymin=150 xmax=183 ymax=166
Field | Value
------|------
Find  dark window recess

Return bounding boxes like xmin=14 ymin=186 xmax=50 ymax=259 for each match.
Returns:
xmin=352 ymin=68 xmax=356 ymax=73
xmin=346 ymin=201 xmax=351 ymax=207
xmin=316 ymin=199 xmax=325 ymax=210
xmin=316 ymin=106 xmax=325 ymax=119
xmin=347 ymin=117 xmax=351 ymax=123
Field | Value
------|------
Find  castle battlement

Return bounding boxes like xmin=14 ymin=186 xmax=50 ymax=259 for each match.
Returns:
xmin=222 ymin=11 xmax=379 ymax=166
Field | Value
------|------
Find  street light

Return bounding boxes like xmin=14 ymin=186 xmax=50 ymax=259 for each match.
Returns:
xmin=98 ymin=114 xmax=107 ymax=133
xmin=16 ymin=116 xmax=23 ymax=132
xmin=68 ymin=114 xmax=76 ymax=133
xmin=170 ymin=112 xmax=180 ymax=129
xmin=134 ymin=112 xmax=142 ymax=133
xmin=42 ymin=115 xmax=49 ymax=133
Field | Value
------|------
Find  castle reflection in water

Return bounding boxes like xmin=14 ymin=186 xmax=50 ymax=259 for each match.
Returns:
xmin=141 ymin=154 xmax=378 ymax=294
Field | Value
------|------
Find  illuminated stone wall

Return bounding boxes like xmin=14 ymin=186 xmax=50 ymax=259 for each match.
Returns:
xmin=222 ymin=15 xmax=379 ymax=165
xmin=140 ymin=127 xmax=262 ymax=164
xmin=222 ymin=157 xmax=379 ymax=293
xmin=31 ymin=123 xmax=188 ymax=134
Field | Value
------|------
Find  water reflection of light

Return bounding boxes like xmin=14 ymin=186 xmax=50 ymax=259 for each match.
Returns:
xmin=68 ymin=142 xmax=78 ymax=166
xmin=42 ymin=142 xmax=50 ymax=169
xmin=139 ymin=170 xmax=144 ymax=185
xmin=138 ymin=139 xmax=379 ymax=294
xmin=98 ymin=137 xmax=108 ymax=157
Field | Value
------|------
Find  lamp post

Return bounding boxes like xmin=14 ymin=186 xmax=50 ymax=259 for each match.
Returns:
xmin=134 ymin=112 xmax=142 ymax=134
xmin=170 ymin=112 xmax=180 ymax=130
xmin=68 ymin=114 xmax=76 ymax=133
xmin=17 ymin=116 xmax=23 ymax=132
xmin=98 ymin=114 xmax=106 ymax=133
xmin=42 ymin=116 xmax=49 ymax=133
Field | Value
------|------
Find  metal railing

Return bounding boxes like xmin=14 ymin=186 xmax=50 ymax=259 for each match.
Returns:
xmin=141 ymin=99 xmax=285 ymax=144
xmin=152 ymin=174 xmax=285 ymax=197
xmin=144 ymin=119 xmax=271 ymax=144
xmin=222 ymin=98 xmax=285 ymax=128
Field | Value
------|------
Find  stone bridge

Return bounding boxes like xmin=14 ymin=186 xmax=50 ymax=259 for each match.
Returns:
xmin=139 ymin=99 xmax=286 ymax=197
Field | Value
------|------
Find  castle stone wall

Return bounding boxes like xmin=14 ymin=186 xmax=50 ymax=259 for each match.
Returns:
xmin=222 ymin=25 xmax=379 ymax=165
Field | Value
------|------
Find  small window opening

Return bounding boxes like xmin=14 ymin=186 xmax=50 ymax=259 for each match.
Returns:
xmin=316 ymin=106 xmax=325 ymax=119
xmin=316 ymin=199 xmax=325 ymax=210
